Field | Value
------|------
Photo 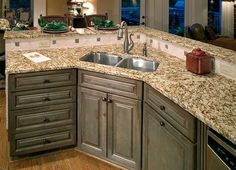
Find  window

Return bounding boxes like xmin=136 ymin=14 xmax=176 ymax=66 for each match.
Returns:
xmin=9 ymin=0 xmax=31 ymax=9
xmin=208 ymin=0 xmax=221 ymax=34
xmin=169 ymin=0 xmax=185 ymax=36
xmin=121 ymin=0 xmax=140 ymax=26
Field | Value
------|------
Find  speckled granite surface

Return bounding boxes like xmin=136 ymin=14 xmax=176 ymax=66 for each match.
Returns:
xmin=4 ymin=28 xmax=96 ymax=39
xmin=4 ymin=26 xmax=236 ymax=65
xmin=135 ymin=27 xmax=236 ymax=65
xmin=6 ymin=44 xmax=236 ymax=144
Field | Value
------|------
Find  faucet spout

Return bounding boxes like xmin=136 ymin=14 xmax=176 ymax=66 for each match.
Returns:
xmin=117 ymin=21 xmax=134 ymax=54
xmin=128 ymin=33 xmax=134 ymax=52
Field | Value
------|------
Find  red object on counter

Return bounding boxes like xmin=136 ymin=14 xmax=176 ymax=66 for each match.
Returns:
xmin=186 ymin=48 xmax=212 ymax=74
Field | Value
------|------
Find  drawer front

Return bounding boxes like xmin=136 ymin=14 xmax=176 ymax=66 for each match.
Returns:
xmin=9 ymin=69 xmax=77 ymax=92
xmin=144 ymin=84 xmax=197 ymax=142
xmin=79 ymin=70 xmax=143 ymax=100
xmin=10 ymin=86 xmax=76 ymax=110
xmin=11 ymin=103 xmax=76 ymax=133
xmin=12 ymin=125 xmax=76 ymax=156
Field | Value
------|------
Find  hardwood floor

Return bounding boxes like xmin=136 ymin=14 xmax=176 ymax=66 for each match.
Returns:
xmin=0 ymin=90 xmax=125 ymax=170
xmin=0 ymin=90 xmax=8 ymax=170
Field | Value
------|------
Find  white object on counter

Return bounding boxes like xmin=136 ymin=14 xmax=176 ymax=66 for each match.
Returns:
xmin=23 ymin=52 xmax=51 ymax=63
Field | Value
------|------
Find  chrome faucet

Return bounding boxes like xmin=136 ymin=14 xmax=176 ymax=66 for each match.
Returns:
xmin=117 ymin=21 xmax=134 ymax=54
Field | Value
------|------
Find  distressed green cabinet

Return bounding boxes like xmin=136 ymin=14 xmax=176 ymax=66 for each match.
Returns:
xmin=143 ymin=84 xmax=197 ymax=170
xmin=107 ymin=94 xmax=141 ymax=169
xmin=78 ymin=87 xmax=107 ymax=157
xmin=143 ymin=104 xmax=196 ymax=170
xmin=8 ymin=69 xmax=77 ymax=158
xmin=78 ymin=70 xmax=142 ymax=170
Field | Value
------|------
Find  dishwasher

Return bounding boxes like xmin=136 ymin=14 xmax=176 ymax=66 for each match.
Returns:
xmin=207 ymin=128 xmax=236 ymax=170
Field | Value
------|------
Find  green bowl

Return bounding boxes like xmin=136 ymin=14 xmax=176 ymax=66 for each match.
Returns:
xmin=46 ymin=21 xmax=65 ymax=30
xmin=104 ymin=20 xmax=114 ymax=28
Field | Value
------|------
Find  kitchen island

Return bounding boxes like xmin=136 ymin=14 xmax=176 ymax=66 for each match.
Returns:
xmin=4 ymin=27 xmax=236 ymax=169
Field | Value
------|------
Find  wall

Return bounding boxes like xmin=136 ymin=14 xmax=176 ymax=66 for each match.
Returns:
xmin=222 ymin=1 xmax=235 ymax=38
xmin=234 ymin=4 xmax=236 ymax=38
xmin=46 ymin=0 xmax=67 ymax=16
xmin=97 ymin=0 xmax=118 ymax=24
xmin=33 ymin=0 xmax=46 ymax=27
xmin=145 ymin=0 xmax=169 ymax=31
xmin=185 ymin=0 xmax=208 ymax=26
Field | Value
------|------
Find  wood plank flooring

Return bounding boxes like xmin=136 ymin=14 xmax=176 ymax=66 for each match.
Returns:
xmin=0 ymin=90 xmax=8 ymax=170
xmin=0 ymin=90 xmax=125 ymax=170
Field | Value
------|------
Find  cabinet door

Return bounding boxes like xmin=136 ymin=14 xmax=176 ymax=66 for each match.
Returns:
xmin=107 ymin=94 xmax=141 ymax=170
xmin=78 ymin=87 xmax=107 ymax=158
xmin=143 ymin=103 xmax=196 ymax=170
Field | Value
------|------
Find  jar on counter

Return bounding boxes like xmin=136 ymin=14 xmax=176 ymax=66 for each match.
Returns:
xmin=186 ymin=48 xmax=212 ymax=75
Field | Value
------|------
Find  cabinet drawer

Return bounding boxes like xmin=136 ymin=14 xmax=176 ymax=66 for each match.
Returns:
xmin=79 ymin=70 xmax=142 ymax=100
xmin=144 ymin=84 xmax=197 ymax=143
xmin=12 ymin=125 xmax=76 ymax=156
xmin=10 ymin=103 xmax=76 ymax=133
xmin=9 ymin=86 xmax=76 ymax=110
xmin=8 ymin=69 xmax=77 ymax=92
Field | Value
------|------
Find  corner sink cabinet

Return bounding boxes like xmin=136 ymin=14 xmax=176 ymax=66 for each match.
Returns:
xmin=78 ymin=70 xmax=142 ymax=170
xmin=7 ymin=68 xmax=203 ymax=169
xmin=8 ymin=69 xmax=77 ymax=158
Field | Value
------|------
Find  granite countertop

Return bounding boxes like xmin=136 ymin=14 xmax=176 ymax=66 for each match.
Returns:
xmin=6 ymin=44 xmax=236 ymax=144
xmin=4 ymin=26 xmax=236 ymax=65
xmin=3 ymin=28 xmax=96 ymax=39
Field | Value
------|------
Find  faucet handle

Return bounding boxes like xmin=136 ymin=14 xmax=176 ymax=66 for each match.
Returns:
xmin=143 ymin=43 xmax=147 ymax=57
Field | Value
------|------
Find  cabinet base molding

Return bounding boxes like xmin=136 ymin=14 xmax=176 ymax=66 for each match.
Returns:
xmin=10 ymin=147 xmax=76 ymax=161
xmin=75 ymin=148 xmax=128 ymax=170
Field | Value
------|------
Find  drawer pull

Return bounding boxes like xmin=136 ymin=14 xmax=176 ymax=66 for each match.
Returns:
xmin=102 ymin=97 xmax=107 ymax=101
xmin=43 ymin=80 xmax=50 ymax=84
xmin=160 ymin=121 xmax=165 ymax=127
xmin=43 ymin=118 xmax=50 ymax=123
xmin=43 ymin=97 xmax=51 ymax=101
xmin=107 ymin=99 xmax=112 ymax=103
xmin=43 ymin=139 xmax=51 ymax=144
xmin=159 ymin=105 xmax=165 ymax=111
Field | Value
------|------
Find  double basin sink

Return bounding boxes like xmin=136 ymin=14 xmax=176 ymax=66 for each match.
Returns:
xmin=80 ymin=52 xmax=159 ymax=72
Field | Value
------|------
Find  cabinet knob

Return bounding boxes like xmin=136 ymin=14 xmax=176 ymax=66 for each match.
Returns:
xmin=159 ymin=105 xmax=165 ymax=111
xmin=160 ymin=121 xmax=165 ymax=127
xmin=43 ymin=79 xmax=50 ymax=84
xmin=102 ymin=97 xmax=107 ymax=101
xmin=107 ymin=99 xmax=112 ymax=103
xmin=43 ymin=97 xmax=51 ymax=101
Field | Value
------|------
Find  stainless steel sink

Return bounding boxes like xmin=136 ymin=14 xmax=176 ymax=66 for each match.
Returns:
xmin=80 ymin=52 xmax=123 ymax=66
xmin=116 ymin=58 xmax=159 ymax=72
